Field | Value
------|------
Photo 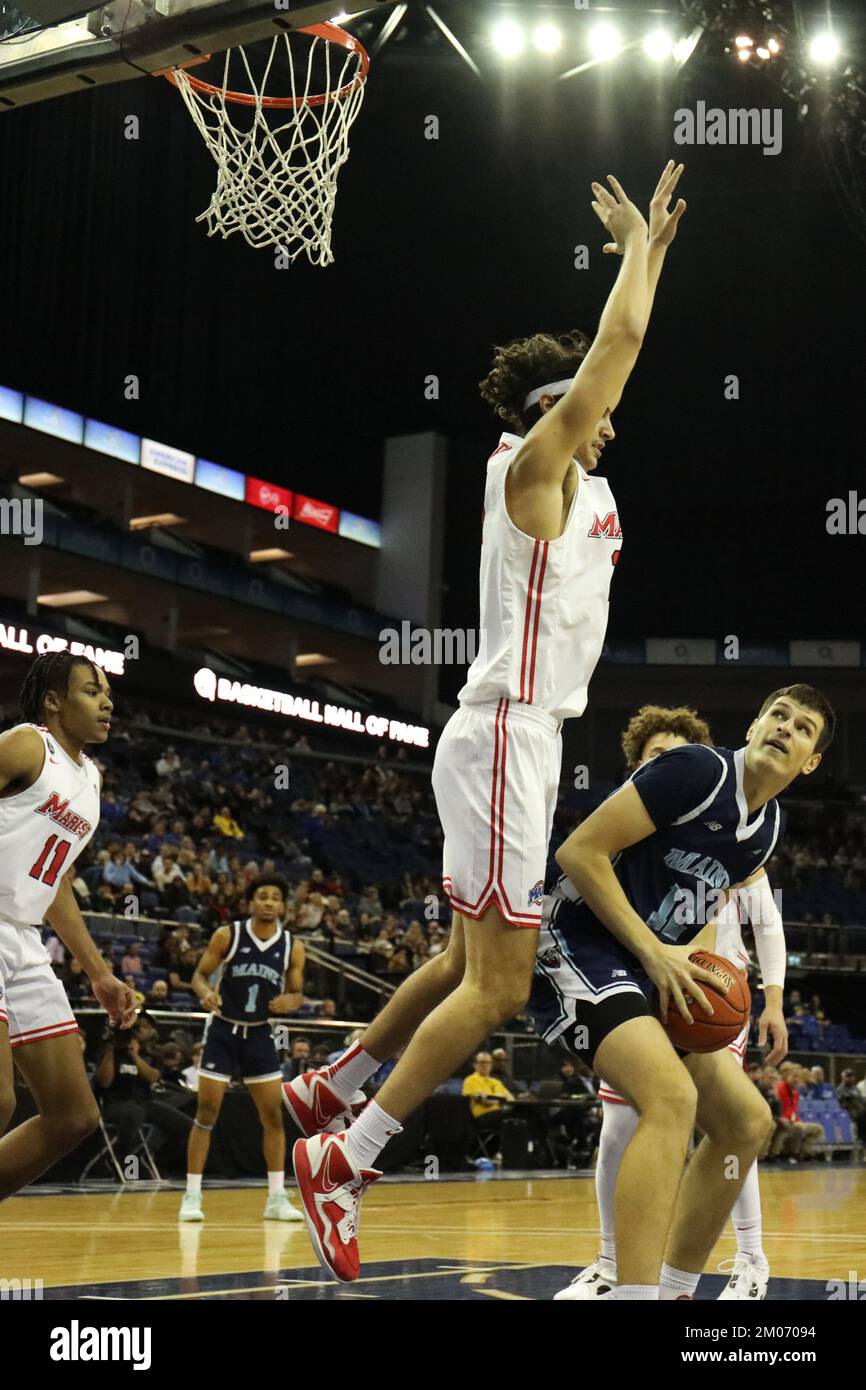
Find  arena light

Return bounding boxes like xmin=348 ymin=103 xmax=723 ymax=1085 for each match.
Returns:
xmin=756 ymin=46 xmax=770 ymax=60
xmin=737 ymin=48 xmax=750 ymax=63
xmin=38 ymin=590 xmax=108 ymax=607
xmin=643 ymin=30 xmax=673 ymax=62
xmin=734 ymin=35 xmax=753 ymax=50
xmin=128 ymin=513 xmax=187 ymax=530
xmin=588 ymin=22 xmax=621 ymax=62
xmin=768 ymin=37 xmax=781 ymax=54
xmin=249 ymin=547 xmax=294 ymax=562
xmin=18 ymin=471 xmax=64 ymax=487
xmin=295 ymin=653 xmax=338 ymax=667
xmin=810 ymin=33 xmax=840 ymax=65
xmin=532 ymin=22 xmax=562 ymax=55
xmin=491 ymin=19 xmax=524 ymax=59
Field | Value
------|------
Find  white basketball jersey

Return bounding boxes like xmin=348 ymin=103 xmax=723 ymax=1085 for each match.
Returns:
xmin=0 ymin=725 xmax=100 ymax=928
xmin=713 ymin=894 xmax=750 ymax=970
xmin=458 ymin=432 xmax=622 ymax=722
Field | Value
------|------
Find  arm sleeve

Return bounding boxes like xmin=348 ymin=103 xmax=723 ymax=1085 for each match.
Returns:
xmin=629 ymin=745 xmax=725 ymax=830
xmin=735 ymin=874 xmax=786 ymax=989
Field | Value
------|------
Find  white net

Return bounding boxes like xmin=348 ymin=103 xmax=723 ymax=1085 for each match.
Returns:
xmin=169 ymin=28 xmax=368 ymax=261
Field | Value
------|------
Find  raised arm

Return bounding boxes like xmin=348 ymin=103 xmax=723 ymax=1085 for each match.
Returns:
xmin=554 ymin=782 xmax=719 ymax=1023
xmin=507 ymin=176 xmax=650 ymax=539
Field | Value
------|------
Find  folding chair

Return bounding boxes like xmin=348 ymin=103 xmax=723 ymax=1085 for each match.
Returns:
xmin=79 ymin=1117 xmax=162 ymax=1183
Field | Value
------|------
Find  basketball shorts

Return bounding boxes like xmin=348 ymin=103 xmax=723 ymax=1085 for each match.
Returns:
xmin=199 ymin=1014 xmax=282 ymax=1085
xmin=528 ymin=921 xmax=654 ymax=1067
xmin=0 ymin=921 xmax=79 ymax=1048
xmin=432 ymin=698 xmax=563 ymax=928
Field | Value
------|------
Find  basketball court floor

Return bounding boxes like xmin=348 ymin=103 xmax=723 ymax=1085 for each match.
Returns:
xmin=6 ymin=1166 xmax=864 ymax=1300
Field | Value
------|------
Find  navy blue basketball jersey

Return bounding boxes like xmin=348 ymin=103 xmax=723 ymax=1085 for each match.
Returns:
xmin=216 ymin=919 xmax=292 ymax=1024
xmin=546 ymin=744 xmax=780 ymax=948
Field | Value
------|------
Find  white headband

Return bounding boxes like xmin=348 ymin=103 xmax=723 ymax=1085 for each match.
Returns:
xmin=523 ymin=378 xmax=574 ymax=411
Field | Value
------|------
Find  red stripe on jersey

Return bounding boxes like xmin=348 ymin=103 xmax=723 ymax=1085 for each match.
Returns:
xmin=526 ymin=542 xmax=549 ymax=703
xmin=519 ymin=542 xmax=541 ymax=702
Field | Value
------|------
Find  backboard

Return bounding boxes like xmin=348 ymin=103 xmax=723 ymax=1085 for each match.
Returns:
xmin=0 ymin=0 xmax=391 ymax=109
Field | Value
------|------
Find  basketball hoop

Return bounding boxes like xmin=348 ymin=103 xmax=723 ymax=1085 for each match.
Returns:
xmin=162 ymin=24 xmax=369 ymax=262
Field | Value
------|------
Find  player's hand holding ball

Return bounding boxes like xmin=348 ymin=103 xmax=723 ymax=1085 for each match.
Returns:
xmin=655 ymin=947 xmax=752 ymax=1054
xmin=590 ymin=173 xmax=648 ymax=255
xmin=642 ymin=942 xmax=719 ymax=1026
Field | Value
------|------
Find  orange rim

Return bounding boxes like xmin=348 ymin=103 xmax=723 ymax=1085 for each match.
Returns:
xmin=161 ymin=23 xmax=369 ymax=108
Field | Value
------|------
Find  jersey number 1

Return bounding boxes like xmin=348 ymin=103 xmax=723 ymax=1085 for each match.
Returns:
xmin=29 ymin=835 xmax=72 ymax=888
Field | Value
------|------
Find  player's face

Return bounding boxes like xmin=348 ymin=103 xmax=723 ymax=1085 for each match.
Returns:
xmin=49 ymin=662 xmax=113 ymax=745
xmin=745 ymin=697 xmax=824 ymax=782
xmin=575 ymin=408 xmax=615 ymax=472
xmin=637 ymin=731 xmax=689 ymax=767
xmin=251 ymin=884 xmax=285 ymax=922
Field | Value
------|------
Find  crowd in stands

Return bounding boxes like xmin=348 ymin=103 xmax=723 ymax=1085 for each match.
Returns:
xmin=3 ymin=691 xmax=866 ymax=1042
xmin=747 ymin=1059 xmax=866 ymax=1157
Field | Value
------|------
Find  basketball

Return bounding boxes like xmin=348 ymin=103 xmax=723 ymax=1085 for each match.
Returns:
xmin=664 ymin=952 xmax=751 ymax=1054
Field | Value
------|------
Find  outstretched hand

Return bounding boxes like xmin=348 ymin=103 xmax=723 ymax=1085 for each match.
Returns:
xmin=596 ymin=161 xmax=686 ymax=256
xmin=591 ymin=174 xmax=648 ymax=257
xmin=648 ymin=159 xmax=686 ymax=248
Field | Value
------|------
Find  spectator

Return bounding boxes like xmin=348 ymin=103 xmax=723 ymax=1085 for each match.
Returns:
xmin=65 ymin=957 xmax=94 ymax=1005
xmin=836 ymin=1069 xmax=866 ymax=1140
xmin=318 ymin=998 xmax=337 ymax=1020
xmin=169 ymin=946 xmax=203 ymax=998
xmin=155 ymin=747 xmax=181 ymax=779
xmin=462 ymin=1051 xmax=514 ymax=1152
xmin=282 ymin=1038 xmax=312 ymax=1081
xmin=772 ymin=1064 xmax=825 ymax=1160
xmin=95 ymin=1026 xmax=193 ymax=1172
xmin=103 ymin=849 xmax=151 ymax=891
xmin=147 ymin=978 xmax=171 ymax=1009
xmin=806 ymin=1066 xmax=836 ymax=1101
xmin=490 ymin=1047 xmax=513 ymax=1087
xmin=121 ymin=943 xmax=145 ymax=977
xmin=213 ymin=805 xmax=244 ymax=839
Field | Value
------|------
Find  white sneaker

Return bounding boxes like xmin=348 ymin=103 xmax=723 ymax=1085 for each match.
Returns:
xmin=717 ymin=1254 xmax=770 ymax=1300
xmin=178 ymin=1191 xmax=204 ymax=1222
xmin=263 ymin=1191 xmax=304 ymax=1223
xmin=553 ymin=1259 xmax=618 ymax=1300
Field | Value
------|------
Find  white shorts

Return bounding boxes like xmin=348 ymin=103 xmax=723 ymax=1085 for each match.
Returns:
xmin=0 ymin=922 xmax=78 ymax=1049
xmin=432 ymin=698 xmax=562 ymax=928
xmin=598 ymin=1020 xmax=751 ymax=1105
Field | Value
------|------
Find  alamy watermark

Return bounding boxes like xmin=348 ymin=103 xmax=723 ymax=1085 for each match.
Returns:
xmin=674 ymin=101 xmax=782 ymax=156
xmin=379 ymin=622 xmax=487 ymax=667
xmin=0 ymin=497 xmax=42 ymax=546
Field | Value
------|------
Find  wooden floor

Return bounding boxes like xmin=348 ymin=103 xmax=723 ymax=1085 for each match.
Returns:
xmin=3 ymin=1166 xmax=865 ymax=1300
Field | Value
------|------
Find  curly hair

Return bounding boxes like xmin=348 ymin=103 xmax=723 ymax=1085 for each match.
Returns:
xmin=620 ymin=704 xmax=713 ymax=772
xmin=478 ymin=329 xmax=593 ymax=433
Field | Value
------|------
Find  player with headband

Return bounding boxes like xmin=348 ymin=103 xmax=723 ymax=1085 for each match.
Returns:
xmin=285 ymin=162 xmax=692 ymax=1283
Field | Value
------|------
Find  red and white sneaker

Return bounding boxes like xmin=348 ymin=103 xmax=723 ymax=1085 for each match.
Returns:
xmin=292 ymin=1131 xmax=380 ymax=1282
xmin=282 ymin=1069 xmax=365 ymax=1137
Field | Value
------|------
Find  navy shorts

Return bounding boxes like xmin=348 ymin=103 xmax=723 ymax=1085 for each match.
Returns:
xmin=528 ymin=916 xmax=657 ymax=1066
xmin=199 ymin=1014 xmax=282 ymax=1085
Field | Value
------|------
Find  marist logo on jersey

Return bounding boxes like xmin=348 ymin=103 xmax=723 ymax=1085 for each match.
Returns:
xmin=35 ymin=792 xmax=92 ymax=840
xmin=587 ymin=512 xmax=622 ymax=540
